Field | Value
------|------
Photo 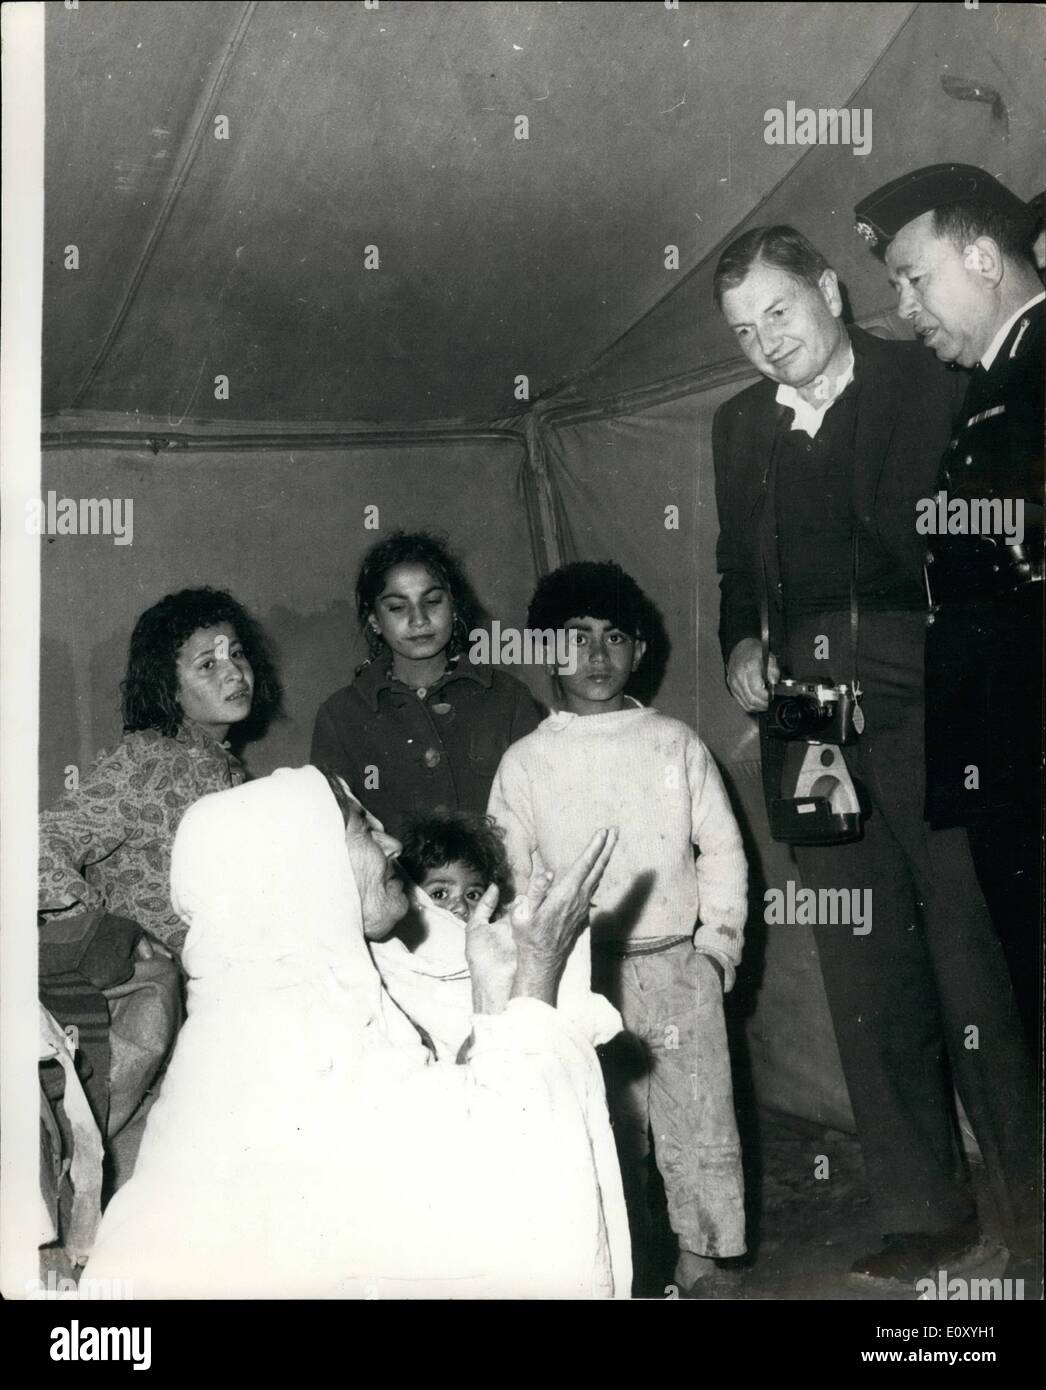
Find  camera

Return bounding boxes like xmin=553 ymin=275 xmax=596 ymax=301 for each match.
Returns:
xmin=767 ymin=742 xmax=863 ymax=845
xmin=766 ymin=679 xmax=860 ymax=746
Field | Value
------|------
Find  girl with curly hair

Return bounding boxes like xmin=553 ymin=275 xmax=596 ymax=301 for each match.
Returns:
xmin=39 ymin=586 xmax=282 ymax=955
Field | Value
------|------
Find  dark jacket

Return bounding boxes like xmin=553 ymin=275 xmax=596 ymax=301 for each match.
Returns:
xmin=713 ymin=324 xmax=965 ymax=664
xmin=924 ymin=298 xmax=1044 ymax=826
xmin=310 ymin=659 xmax=544 ymax=838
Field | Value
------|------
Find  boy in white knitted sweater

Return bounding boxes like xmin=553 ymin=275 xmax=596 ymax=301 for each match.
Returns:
xmin=487 ymin=562 xmax=747 ymax=1295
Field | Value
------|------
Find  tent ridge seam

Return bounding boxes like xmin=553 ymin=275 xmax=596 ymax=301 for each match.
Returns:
xmin=40 ymin=427 xmax=527 ymax=454
xmin=534 ymin=308 xmax=904 ymax=425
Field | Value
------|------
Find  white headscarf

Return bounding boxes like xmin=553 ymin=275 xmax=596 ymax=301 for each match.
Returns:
xmin=84 ymin=767 xmax=631 ymax=1298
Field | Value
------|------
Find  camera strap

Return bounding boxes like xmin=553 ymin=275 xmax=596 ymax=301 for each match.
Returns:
xmin=761 ymin=535 xmax=862 ymax=710
xmin=759 ymin=550 xmax=773 ymax=688
xmin=757 ymin=412 xmax=864 ymax=729
xmin=849 ymin=530 xmax=864 ymax=732
xmin=757 ymin=412 xmax=790 ymax=689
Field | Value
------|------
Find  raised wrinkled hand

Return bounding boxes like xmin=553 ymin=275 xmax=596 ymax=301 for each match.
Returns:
xmin=509 ymin=829 xmax=619 ymax=1004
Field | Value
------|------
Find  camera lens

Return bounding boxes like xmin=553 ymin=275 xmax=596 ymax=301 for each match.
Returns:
xmin=776 ymin=700 xmax=804 ymax=732
xmin=775 ymin=696 xmax=832 ymax=736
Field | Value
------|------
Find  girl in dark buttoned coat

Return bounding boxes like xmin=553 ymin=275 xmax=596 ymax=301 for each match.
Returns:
xmin=311 ymin=532 xmax=542 ymax=839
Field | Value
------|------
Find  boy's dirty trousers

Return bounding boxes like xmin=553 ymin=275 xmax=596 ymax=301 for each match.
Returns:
xmin=593 ymin=938 xmax=746 ymax=1276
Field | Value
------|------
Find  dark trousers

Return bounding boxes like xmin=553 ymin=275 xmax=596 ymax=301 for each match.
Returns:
xmin=782 ymin=610 xmax=1039 ymax=1251
xmin=925 ymin=583 xmax=1044 ymax=1051
xmin=966 ymin=809 xmax=1044 ymax=1055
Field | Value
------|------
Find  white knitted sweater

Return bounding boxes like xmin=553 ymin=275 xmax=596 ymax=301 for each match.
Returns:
xmin=487 ymin=702 xmax=748 ymax=993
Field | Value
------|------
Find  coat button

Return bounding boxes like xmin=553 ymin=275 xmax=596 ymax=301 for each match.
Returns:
xmin=964 ymin=455 xmax=974 ymax=467
xmin=423 ymin=748 xmax=442 ymax=768
xmin=926 ymin=613 xmax=935 ymax=626
xmin=432 ymin=701 xmax=452 ymax=715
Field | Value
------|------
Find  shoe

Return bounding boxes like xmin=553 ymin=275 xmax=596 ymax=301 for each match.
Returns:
xmin=676 ymin=1259 xmax=746 ymax=1300
xmin=851 ymin=1217 xmax=983 ymax=1281
xmin=679 ymin=1267 xmax=744 ymax=1300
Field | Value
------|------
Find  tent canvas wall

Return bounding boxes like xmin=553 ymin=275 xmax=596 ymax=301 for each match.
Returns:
xmin=39 ymin=0 xmax=1045 ymax=1128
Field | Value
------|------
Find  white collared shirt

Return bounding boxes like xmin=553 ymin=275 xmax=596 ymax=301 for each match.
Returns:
xmin=775 ymin=344 xmax=856 ymax=439
xmin=980 ymin=290 xmax=1045 ymax=371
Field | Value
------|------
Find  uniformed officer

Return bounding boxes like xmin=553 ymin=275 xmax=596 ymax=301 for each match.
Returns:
xmin=854 ymin=165 xmax=1043 ymax=1060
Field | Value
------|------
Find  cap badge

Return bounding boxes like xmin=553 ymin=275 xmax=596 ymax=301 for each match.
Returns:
xmin=854 ymin=219 xmax=879 ymax=247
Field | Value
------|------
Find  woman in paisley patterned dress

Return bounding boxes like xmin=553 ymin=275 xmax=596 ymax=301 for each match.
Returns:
xmin=38 ymin=587 xmax=282 ymax=1157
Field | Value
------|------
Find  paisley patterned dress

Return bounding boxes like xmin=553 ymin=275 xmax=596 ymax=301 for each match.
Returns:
xmin=39 ymin=721 xmax=246 ymax=953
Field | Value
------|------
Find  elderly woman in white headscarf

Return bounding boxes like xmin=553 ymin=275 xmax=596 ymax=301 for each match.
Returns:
xmin=83 ymin=765 xmax=630 ymax=1298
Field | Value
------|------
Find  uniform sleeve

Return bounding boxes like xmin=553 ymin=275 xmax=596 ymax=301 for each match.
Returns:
xmin=486 ymin=745 xmax=539 ymax=902
xmin=685 ymin=732 xmax=748 ymax=990
xmin=38 ymin=741 xmax=152 ymax=918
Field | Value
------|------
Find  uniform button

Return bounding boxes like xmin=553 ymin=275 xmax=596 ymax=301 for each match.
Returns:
xmin=926 ymin=613 xmax=935 ymax=626
xmin=423 ymin=748 xmax=442 ymax=768
xmin=964 ymin=455 xmax=974 ymax=467
xmin=432 ymin=701 xmax=452 ymax=715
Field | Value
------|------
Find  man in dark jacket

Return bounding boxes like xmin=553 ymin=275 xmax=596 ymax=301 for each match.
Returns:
xmin=712 ymin=225 xmax=1038 ymax=1281
xmin=855 ymin=165 xmax=1043 ymax=1052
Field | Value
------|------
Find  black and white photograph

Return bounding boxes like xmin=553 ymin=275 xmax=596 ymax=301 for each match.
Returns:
xmin=1 ymin=0 xmax=1042 ymax=1347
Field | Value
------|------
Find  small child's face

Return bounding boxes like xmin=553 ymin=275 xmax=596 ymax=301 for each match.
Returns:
xmin=369 ymin=563 xmax=454 ymax=664
xmin=556 ymin=615 xmax=645 ymax=715
xmin=420 ymin=861 xmax=488 ymax=922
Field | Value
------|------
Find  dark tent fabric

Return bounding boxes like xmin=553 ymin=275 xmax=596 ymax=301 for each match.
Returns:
xmin=40 ymin=1 xmax=1044 ymax=1127
xmin=43 ymin=0 xmax=916 ymax=423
